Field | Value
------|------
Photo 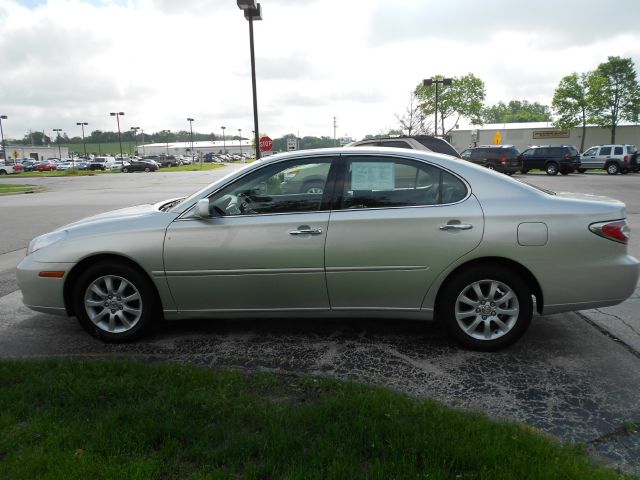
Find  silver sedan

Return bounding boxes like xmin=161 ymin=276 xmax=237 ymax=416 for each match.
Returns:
xmin=16 ymin=147 xmax=639 ymax=350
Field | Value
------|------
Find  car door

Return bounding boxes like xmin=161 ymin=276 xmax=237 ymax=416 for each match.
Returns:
xmin=163 ymin=156 xmax=337 ymax=313
xmin=581 ymin=147 xmax=599 ymax=168
xmin=595 ymin=146 xmax=612 ymax=168
xmin=324 ymin=154 xmax=484 ymax=310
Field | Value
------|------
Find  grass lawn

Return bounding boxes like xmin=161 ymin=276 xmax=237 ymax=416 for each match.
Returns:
xmin=0 ymin=360 xmax=631 ymax=480
xmin=14 ymin=163 xmax=225 ymax=178
xmin=0 ymin=183 xmax=43 ymax=195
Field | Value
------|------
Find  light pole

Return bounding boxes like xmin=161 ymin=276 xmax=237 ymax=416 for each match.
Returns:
xmin=131 ymin=127 xmax=140 ymax=155
xmin=0 ymin=115 xmax=8 ymax=163
xmin=161 ymin=130 xmax=170 ymax=157
xmin=422 ymin=77 xmax=452 ymax=137
xmin=238 ymin=128 xmax=243 ymax=159
xmin=187 ymin=118 xmax=194 ymax=161
xmin=110 ymin=112 xmax=125 ymax=159
xmin=221 ymin=126 xmax=226 ymax=154
xmin=53 ymin=128 xmax=63 ymax=161
xmin=76 ymin=122 xmax=88 ymax=158
xmin=237 ymin=0 xmax=262 ymax=160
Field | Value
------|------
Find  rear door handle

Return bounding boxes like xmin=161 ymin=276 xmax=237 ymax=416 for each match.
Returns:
xmin=289 ymin=226 xmax=323 ymax=235
xmin=439 ymin=224 xmax=473 ymax=231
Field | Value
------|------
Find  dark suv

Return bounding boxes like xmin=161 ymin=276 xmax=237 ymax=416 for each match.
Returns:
xmin=347 ymin=135 xmax=461 ymax=158
xmin=459 ymin=145 xmax=521 ymax=174
xmin=518 ymin=145 xmax=581 ymax=175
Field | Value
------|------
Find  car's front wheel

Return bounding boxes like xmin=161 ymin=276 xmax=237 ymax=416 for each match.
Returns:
xmin=144 ymin=167 xmax=151 ymax=172
xmin=438 ymin=265 xmax=533 ymax=350
xmin=72 ymin=261 xmax=158 ymax=342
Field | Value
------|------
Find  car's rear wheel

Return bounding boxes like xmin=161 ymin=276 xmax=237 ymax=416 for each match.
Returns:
xmin=122 ymin=167 xmax=129 ymax=173
xmin=520 ymin=169 xmax=528 ymax=174
xmin=300 ymin=180 xmax=324 ymax=194
xmin=485 ymin=164 xmax=495 ymax=170
xmin=578 ymin=168 xmax=586 ymax=173
xmin=438 ymin=265 xmax=533 ymax=350
xmin=545 ymin=162 xmax=559 ymax=175
xmin=72 ymin=261 xmax=158 ymax=342
xmin=144 ymin=167 xmax=151 ymax=172
xmin=606 ymin=162 xmax=619 ymax=175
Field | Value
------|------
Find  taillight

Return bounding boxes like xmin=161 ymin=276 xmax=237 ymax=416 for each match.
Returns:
xmin=564 ymin=153 xmax=571 ymax=160
xmin=589 ymin=220 xmax=630 ymax=244
xmin=500 ymin=156 xmax=507 ymax=164
xmin=623 ymin=155 xmax=629 ymax=163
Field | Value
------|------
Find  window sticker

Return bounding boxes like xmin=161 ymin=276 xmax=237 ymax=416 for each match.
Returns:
xmin=351 ymin=162 xmax=395 ymax=190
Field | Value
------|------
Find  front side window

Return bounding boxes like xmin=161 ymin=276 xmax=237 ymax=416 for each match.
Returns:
xmin=341 ymin=157 xmax=466 ymax=209
xmin=206 ymin=158 xmax=333 ymax=216
xmin=584 ymin=147 xmax=598 ymax=156
xmin=460 ymin=149 xmax=472 ymax=159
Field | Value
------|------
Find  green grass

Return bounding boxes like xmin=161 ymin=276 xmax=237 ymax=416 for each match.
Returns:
xmin=0 ymin=183 xmax=43 ymax=195
xmin=0 ymin=360 xmax=630 ymax=480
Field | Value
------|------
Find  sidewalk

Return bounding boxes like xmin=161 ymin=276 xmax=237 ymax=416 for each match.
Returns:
xmin=582 ymin=284 xmax=640 ymax=355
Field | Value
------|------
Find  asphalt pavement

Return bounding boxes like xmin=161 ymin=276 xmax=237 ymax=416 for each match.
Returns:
xmin=0 ymin=168 xmax=639 ymax=473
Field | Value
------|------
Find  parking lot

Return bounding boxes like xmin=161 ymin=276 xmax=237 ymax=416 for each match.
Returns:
xmin=1 ymin=167 xmax=639 ymax=472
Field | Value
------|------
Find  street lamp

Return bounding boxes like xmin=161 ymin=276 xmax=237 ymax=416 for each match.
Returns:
xmin=161 ymin=130 xmax=171 ymax=157
xmin=422 ymin=77 xmax=453 ymax=136
xmin=76 ymin=122 xmax=88 ymax=158
xmin=0 ymin=115 xmax=8 ymax=163
xmin=131 ymin=127 xmax=140 ymax=155
xmin=187 ymin=118 xmax=195 ymax=160
xmin=110 ymin=112 xmax=125 ymax=160
xmin=221 ymin=126 xmax=226 ymax=154
xmin=238 ymin=128 xmax=243 ymax=159
xmin=53 ymin=128 xmax=63 ymax=161
xmin=237 ymin=0 xmax=262 ymax=160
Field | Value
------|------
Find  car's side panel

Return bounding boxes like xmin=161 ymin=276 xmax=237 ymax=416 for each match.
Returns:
xmin=163 ymin=213 xmax=331 ymax=312
xmin=324 ymin=197 xmax=484 ymax=310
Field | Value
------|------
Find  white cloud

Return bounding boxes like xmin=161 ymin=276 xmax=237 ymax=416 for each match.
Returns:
xmin=0 ymin=0 xmax=638 ymax=142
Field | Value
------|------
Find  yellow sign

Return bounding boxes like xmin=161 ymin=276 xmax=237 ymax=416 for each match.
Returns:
xmin=493 ymin=131 xmax=502 ymax=145
xmin=12 ymin=150 xmax=19 ymax=159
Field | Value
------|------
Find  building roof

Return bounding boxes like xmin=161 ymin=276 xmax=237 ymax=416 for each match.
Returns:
xmin=139 ymin=140 xmax=252 ymax=148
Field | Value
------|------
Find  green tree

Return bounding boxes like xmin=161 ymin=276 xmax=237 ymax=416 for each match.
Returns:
xmin=415 ymin=73 xmax=485 ymax=136
xmin=21 ymin=131 xmax=51 ymax=146
xmin=552 ymin=72 xmax=594 ymax=151
xmin=482 ymin=100 xmax=552 ymax=123
xmin=589 ymin=56 xmax=640 ymax=143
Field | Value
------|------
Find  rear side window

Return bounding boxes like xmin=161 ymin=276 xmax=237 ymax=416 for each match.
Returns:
xmin=536 ymin=148 xmax=550 ymax=157
xmin=342 ymin=157 xmax=467 ymax=209
xmin=600 ymin=147 xmax=612 ymax=155
xmin=614 ymin=147 xmax=623 ymax=155
xmin=504 ymin=147 xmax=520 ymax=156
xmin=379 ymin=140 xmax=412 ymax=149
xmin=567 ymin=147 xmax=578 ymax=155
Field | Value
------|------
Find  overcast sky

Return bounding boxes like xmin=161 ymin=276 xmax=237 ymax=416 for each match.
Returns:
xmin=0 ymin=0 xmax=639 ymax=142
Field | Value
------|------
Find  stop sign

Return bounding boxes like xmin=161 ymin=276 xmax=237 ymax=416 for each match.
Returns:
xmin=259 ymin=136 xmax=273 ymax=152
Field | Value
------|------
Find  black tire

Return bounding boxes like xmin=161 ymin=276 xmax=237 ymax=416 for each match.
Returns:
xmin=300 ymin=180 xmax=324 ymax=194
xmin=144 ymin=167 xmax=150 ymax=172
xmin=606 ymin=162 xmax=619 ymax=175
xmin=561 ymin=170 xmax=569 ymax=175
xmin=72 ymin=261 xmax=159 ymax=342
xmin=577 ymin=168 xmax=586 ymax=173
xmin=520 ymin=169 xmax=529 ymax=174
xmin=485 ymin=163 xmax=495 ymax=170
xmin=0 ymin=170 xmax=6 ymax=175
xmin=438 ymin=265 xmax=533 ymax=351
xmin=122 ymin=167 xmax=129 ymax=173
xmin=621 ymin=168 xmax=629 ymax=175
xmin=545 ymin=162 xmax=559 ymax=175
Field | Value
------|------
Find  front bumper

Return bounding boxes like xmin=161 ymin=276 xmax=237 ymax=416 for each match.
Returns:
xmin=16 ymin=255 xmax=74 ymax=316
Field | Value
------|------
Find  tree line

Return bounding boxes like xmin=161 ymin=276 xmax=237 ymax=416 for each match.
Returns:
xmin=398 ymin=56 xmax=639 ymax=146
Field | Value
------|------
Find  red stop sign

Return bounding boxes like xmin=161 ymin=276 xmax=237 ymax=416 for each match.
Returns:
xmin=259 ymin=136 xmax=273 ymax=152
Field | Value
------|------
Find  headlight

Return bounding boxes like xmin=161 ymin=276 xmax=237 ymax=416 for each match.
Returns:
xmin=27 ymin=230 xmax=68 ymax=256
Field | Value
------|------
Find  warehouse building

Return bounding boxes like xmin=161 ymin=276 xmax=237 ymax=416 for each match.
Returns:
xmin=137 ymin=140 xmax=253 ymax=157
xmin=1 ymin=145 xmax=69 ymax=162
xmin=450 ymin=122 xmax=640 ymax=153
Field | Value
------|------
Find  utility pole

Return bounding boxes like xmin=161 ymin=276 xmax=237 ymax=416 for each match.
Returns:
xmin=333 ymin=116 xmax=338 ymax=147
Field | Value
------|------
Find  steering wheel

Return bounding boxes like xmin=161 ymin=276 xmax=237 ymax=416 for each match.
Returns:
xmin=237 ymin=192 xmax=256 ymax=214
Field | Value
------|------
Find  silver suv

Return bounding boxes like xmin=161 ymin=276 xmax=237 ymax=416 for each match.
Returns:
xmin=580 ymin=144 xmax=637 ymax=175
xmin=347 ymin=135 xmax=461 ymax=158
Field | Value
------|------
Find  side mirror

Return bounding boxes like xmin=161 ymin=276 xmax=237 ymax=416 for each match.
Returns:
xmin=196 ymin=198 xmax=210 ymax=218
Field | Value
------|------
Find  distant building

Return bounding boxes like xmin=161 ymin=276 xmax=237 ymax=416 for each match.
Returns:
xmin=450 ymin=122 xmax=640 ymax=153
xmin=1 ymin=145 xmax=69 ymax=161
xmin=137 ymin=140 xmax=253 ymax=157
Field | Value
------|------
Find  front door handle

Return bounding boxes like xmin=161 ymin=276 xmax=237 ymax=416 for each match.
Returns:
xmin=439 ymin=224 xmax=473 ymax=231
xmin=289 ymin=226 xmax=323 ymax=235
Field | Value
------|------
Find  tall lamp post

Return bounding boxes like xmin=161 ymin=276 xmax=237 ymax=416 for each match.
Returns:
xmin=237 ymin=0 xmax=262 ymax=160
xmin=161 ymin=130 xmax=171 ymax=157
xmin=76 ymin=122 xmax=88 ymax=158
xmin=131 ymin=127 xmax=140 ymax=155
xmin=238 ymin=128 xmax=243 ymax=159
xmin=53 ymin=128 xmax=63 ymax=161
xmin=110 ymin=112 xmax=125 ymax=159
xmin=0 ymin=115 xmax=8 ymax=163
xmin=422 ymin=77 xmax=452 ymax=137
xmin=187 ymin=118 xmax=195 ymax=160
xmin=221 ymin=126 xmax=226 ymax=154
